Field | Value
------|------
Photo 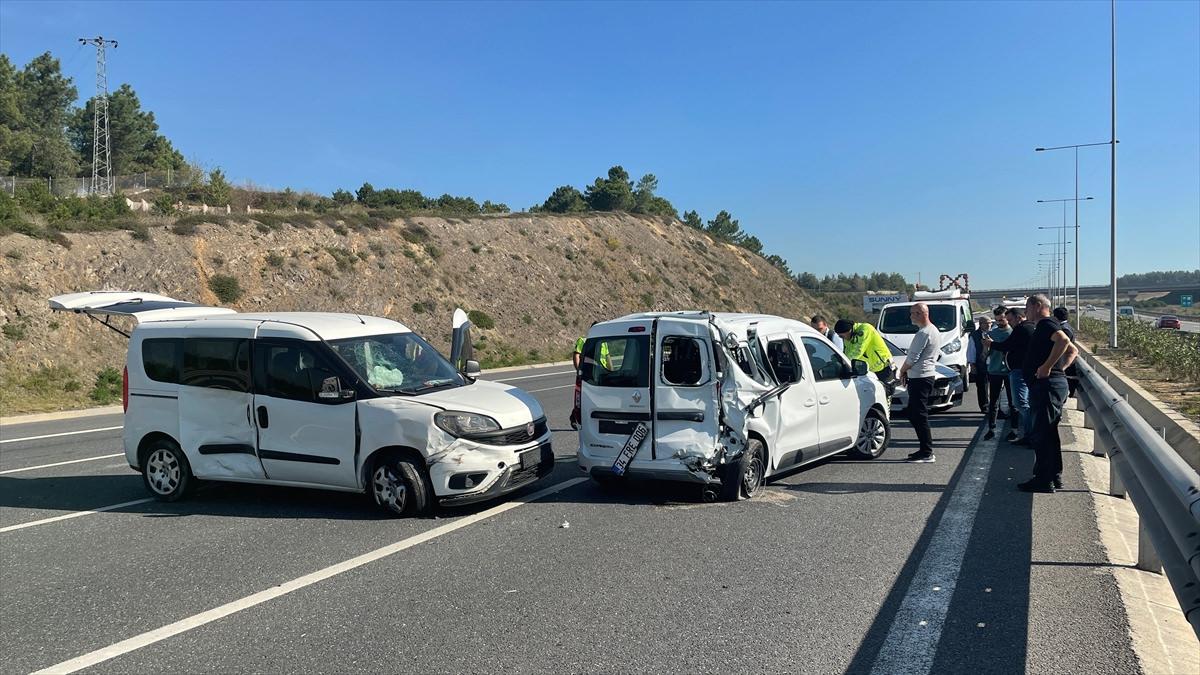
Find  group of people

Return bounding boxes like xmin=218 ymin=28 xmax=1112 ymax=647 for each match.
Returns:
xmin=818 ymin=295 xmax=1078 ymax=493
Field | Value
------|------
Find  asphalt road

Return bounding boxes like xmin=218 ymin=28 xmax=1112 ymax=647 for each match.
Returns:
xmin=0 ymin=365 xmax=1139 ymax=674
xmin=1082 ymin=307 xmax=1200 ymax=333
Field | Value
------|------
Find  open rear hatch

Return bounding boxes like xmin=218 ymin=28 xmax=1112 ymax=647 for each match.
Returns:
xmin=49 ymin=291 xmax=236 ymax=336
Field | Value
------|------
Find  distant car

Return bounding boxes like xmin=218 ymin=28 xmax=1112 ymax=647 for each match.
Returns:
xmin=883 ymin=337 xmax=963 ymax=412
xmin=1156 ymin=315 xmax=1182 ymax=330
xmin=1119 ymin=306 xmax=1136 ymax=318
xmin=1086 ymin=304 xmax=1097 ymax=311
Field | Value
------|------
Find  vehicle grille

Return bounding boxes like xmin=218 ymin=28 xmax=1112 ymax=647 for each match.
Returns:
xmin=468 ymin=417 xmax=549 ymax=446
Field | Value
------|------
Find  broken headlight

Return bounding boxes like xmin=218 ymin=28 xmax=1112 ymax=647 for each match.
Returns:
xmin=435 ymin=411 xmax=501 ymax=438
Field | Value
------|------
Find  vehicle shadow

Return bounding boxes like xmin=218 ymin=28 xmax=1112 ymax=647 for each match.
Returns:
xmin=843 ymin=421 xmax=1034 ymax=675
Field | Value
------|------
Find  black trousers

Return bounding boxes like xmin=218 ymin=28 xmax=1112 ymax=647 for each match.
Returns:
xmin=1029 ymin=375 xmax=1069 ymax=482
xmin=986 ymin=373 xmax=1011 ymax=429
xmin=974 ymin=362 xmax=989 ymax=411
xmin=906 ymin=377 xmax=935 ymax=454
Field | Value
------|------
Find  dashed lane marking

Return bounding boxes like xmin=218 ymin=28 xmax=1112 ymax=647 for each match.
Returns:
xmin=0 ymin=426 xmax=123 ymax=445
xmin=0 ymin=498 xmax=154 ymax=534
xmin=0 ymin=453 xmax=126 ymax=475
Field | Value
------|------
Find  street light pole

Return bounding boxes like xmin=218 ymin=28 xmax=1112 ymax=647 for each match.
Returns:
xmin=1037 ymin=197 xmax=1093 ymax=314
xmin=1110 ymin=0 xmax=1118 ymax=347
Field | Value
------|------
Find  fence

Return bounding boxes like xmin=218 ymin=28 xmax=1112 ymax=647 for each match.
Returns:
xmin=1075 ymin=353 xmax=1200 ymax=638
xmin=0 ymin=166 xmax=246 ymax=199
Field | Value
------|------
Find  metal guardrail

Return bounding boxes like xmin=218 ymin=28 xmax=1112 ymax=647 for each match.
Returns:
xmin=1075 ymin=357 xmax=1200 ymax=638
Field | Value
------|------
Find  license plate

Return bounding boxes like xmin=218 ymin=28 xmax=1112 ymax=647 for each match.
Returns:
xmin=611 ymin=422 xmax=649 ymax=476
xmin=520 ymin=448 xmax=540 ymax=470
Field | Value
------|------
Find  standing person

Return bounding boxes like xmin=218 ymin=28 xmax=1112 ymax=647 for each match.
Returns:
xmin=899 ymin=303 xmax=939 ymax=463
xmin=1019 ymin=294 xmax=1079 ymax=493
xmin=570 ymin=335 xmax=586 ymax=430
xmin=983 ymin=312 xmax=1013 ymax=440
xmin=967 ymin=316 xmax=992 ymax=413
xmin=992 ymin=305 xmax=1013 ymax=419
xmin=984 ymin=307 xmax=1036 ymax=444
xmin=811 ymin=315 xmax=844 ymax=351
xmin=1054 ymin=307 xmax=1079 ymax=397
xmin=834 ymin=318 xmax=897 ymax=393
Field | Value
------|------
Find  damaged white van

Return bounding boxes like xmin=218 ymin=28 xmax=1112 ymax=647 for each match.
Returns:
xmin=577 ymin=312 xmax=891 ymax=500
xmin=49 ymin=291 xmax=554 ymax=517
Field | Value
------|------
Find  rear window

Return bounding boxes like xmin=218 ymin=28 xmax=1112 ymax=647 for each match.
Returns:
xmin=879 ymin=305 xmax=958 ymax=334
xmin=581 ymin=335 xmax=649 ymax=388
xmin=141 ymin=338 xmax=181 ymax=384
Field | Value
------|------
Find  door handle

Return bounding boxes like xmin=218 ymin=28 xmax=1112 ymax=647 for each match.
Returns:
xmin=803 ymin=399 xmax=816 ymax=407
xmin=256 ymin=406 xmax=269 ymax=428
xmin=818 ymin=396 xmax=831 ymax=405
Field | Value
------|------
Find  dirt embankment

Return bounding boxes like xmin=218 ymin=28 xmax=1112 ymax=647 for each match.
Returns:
xmin=0 ymin=212 xmax=826 ymax=414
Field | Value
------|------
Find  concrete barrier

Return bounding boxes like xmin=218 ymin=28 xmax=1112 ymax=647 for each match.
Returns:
xmin=1080 ymin=344 xmax=1200 ymax=471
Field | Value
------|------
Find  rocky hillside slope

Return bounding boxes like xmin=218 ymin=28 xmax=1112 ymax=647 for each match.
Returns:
xmin=0 ymin=212 xmax=825 ymax=414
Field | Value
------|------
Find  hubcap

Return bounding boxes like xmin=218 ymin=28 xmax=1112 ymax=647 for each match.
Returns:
xmin=742 ymin=450 xmax=764 ymax=496
xmin=373 ymin=466 xmax=406 ymax=513
xmin=857 ymin=417 xmax=887 ymax=455
xmin=146 ymin=448 xmax=180 ymax=495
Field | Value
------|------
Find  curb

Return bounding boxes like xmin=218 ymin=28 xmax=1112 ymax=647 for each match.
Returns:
xmin=0 ymin=361 xmax=575 ymax=428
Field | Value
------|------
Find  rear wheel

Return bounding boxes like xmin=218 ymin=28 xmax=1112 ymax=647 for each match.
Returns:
xmin=849 ymin=408 xmax=890 ymax=459
xmin=142 ymin=440 xmax=194 ymax=501
xmin=720 ymin=438 xmax=765 ymax=501
xmin=371 ymin=455 xmax=433 ymax=517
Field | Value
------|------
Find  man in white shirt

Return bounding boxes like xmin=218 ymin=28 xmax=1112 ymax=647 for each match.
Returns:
xmin=899 ymin=302 xmax=940 ymax=463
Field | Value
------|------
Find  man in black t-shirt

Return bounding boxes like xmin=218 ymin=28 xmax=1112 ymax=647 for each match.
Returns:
xmin=1017 ymin=294 xmax=1079 ymax=493
xmin=983 ymin=307 xmax=1036 ymax=443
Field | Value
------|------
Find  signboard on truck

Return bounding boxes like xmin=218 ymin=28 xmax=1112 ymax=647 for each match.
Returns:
xmin=863 ymin=294 xmax=909 ymax=313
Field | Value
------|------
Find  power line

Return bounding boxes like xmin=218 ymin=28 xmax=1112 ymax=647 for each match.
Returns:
xmin=78 ymin=36 xmax=118 ymax=195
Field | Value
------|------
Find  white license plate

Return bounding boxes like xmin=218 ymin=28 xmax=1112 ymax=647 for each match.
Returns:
xmin=612 ymin=422 xmax=649 ymax=476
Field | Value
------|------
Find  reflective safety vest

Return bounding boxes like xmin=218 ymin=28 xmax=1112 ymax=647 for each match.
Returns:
xmin=574 ymin=337 xmax=585 ymax=354
xmin=842 ymin=322 xmax=892 ymax=374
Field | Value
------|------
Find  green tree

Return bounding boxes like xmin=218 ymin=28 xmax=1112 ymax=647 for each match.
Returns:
xmin=796 ymin=272 xmax=819 ymax=289
xmin=205 ymin=168 xmax=231 ymax=205
xmin=481 ymin=200 xmax=509 ymax=214
xmin=631 ymin=173 xmax=677 ymax=217
xmin=68 ymin=84 xmax=185 ymax=175
xmin=682 ymin=210 xmax=703 ymax=229
xmin=705 ymin=210 xmax=743 ymax=243
xmin=764 ymin=254 xmax=791 ymax=276
xmin=0 ymin=55 xmax=33 ymax=176
xmin=584 ymin=165 xmax=635 ymax=212
xmin=356 ymin=182 xmax=376 ymax=205
xmin=9 ymin=52 xmax=78 ymax=177
xmin=540 ymin=185 xmax=588 ymax=213
xmin=331 ymin=188 xmax=354 ymax=205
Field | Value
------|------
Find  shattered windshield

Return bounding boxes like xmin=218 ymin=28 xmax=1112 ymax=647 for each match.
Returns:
xmin=329 ymin=332 xmax=464 ymax=394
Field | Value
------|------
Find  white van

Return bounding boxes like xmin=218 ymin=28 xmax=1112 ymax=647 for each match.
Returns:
xmin=49 ymin=291 xmax=553 ymax=516
xmin=576 ymin=312 xmax=890 ymax=500
xmin=877 ymin=289 xmax=974 ymax=390
xmin=1118 ymin=306 xmax=1136 ymax=318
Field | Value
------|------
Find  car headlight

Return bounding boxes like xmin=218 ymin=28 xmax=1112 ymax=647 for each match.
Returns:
xmin=941 ymin=338 xmax=962 ymax=355
xmin=435 ymin=411 xmax=501 ymax=437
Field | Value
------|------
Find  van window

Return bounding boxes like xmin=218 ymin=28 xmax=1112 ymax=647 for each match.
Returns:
xmin=182 ymin=339 xmax=250 ymax=391
xmin=879 ymin=305 xmax=957 ymax=334
xmin=142 ymin=338 xmax=181 ymax=384
xmin=255 ymin=342 xmax=338 ymax=402
xmin=661 ymin=336 xmax=705 ymax=386
xmin=582 ymin=335 xmax=649 ymax=388
xmin=802 ymin=337 xmax=846 ymax=381
xmin=765 ymin=339 xmax=803 ymax=383
xmin=328 ymin=332 xmax=463 ymax=394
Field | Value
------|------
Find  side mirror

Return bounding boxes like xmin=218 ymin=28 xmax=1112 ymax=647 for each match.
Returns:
xmin=851 ymin=360 xmax=869 ymax=377
xmin=464 ymin=359 xmax=481 ymax=379
xmin=317 ymin=375 xmax=355 ymax=401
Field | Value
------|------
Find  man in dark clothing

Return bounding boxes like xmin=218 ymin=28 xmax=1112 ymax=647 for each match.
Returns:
xmin=984 ymin=307 xmax=1036 ymax=443
xmin=967 ymin=316 xmax=991 ymax=413
xmin=1017 ymin=295 xmax=1080 ymax=493
xmin=1054 ymin=307 xmax=1079 ymax=397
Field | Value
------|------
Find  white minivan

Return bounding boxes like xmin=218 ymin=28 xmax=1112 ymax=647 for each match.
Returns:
xmin=576 ymin=312 xmax=891 ymax=500
xmin=49 ymin=291 xmax=554 ymax=516
xmin=877 ymin=289 xmax=974 ymax=390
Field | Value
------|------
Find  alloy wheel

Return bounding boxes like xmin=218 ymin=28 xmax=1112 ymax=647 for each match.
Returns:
xmin=857 ymin=416 xmax=887 ymax=456
xmin=146 ymin=448 xmax=181 ymax=496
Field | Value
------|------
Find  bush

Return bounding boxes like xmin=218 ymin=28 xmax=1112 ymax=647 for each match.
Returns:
xmin=424 ymin=243 xmax=442 ymax=259
xmin=2 ymin=322 xmax=27 ymax=341
xmin=468 ymin=309 xmax=495 ymax=330
xmin=411 ymin=300 xmax=436 ymax=314
xmin=208 ymin=274 xmax=243 ymax=304
xmin=265 ymin=251 xmax=285 ymax=267
xmin=90 ymin=367 xmax=122 ymax=404
xmin=153 ymin=194 xmax=178 ymax=215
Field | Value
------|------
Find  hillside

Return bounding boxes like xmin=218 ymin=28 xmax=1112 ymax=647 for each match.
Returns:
xmin=0 ymin=212 xmax=827 ymax=414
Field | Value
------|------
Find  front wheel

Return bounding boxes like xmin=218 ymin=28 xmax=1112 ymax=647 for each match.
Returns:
xmin=719 ymin=438 xmax=765 ymax=501
xmin=142 ymin=440 xmax=194 ymax=501
xmin=849 ymin=408 xmax=890 ymax=459
xmin=370 ymin=455 xmax=433 ymax=517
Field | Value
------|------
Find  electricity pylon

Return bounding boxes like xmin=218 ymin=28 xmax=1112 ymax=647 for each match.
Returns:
xmin=78 ymin=36 xmax=118 ymax=195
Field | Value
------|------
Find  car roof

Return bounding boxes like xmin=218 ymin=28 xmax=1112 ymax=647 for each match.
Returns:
xmin=136 ymin=312 xmax=411 ymax=341
xmin=591 ymin=311 xmax=825 ymax=339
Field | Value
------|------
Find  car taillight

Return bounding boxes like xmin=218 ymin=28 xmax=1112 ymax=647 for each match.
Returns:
xmin=122 ymin=365 xmax=129 ymax=413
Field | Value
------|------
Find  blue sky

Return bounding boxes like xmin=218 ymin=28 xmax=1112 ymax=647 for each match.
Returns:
xmin=2 ymin=0 xmax=1197 ymax=289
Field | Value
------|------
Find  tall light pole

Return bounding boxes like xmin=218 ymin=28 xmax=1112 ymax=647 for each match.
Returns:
xmin=1110 ymin=0 xmax=1118 ymax=348
xmin=1037 ymin=197 xmax=1094 ymax=315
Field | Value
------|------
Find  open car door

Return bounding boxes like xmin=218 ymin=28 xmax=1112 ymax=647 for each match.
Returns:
xmin=49 ymin=291 xmax=236 ymax=336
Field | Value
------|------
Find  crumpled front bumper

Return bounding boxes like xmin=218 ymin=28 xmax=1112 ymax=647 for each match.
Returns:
xmin=437 ymin=440 xmax=555 ymax=506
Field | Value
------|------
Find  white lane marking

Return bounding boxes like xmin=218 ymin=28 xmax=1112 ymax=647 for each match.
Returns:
xmin=0 ymin=453 xmax=126 ymax=475
xmin=868 ymin=428 xmax=998 ymax=675
xmin=0 ymin=498 xmax=154 ymax=534
xmin=493 ymin=369 xmax=574 ymax=383
xmin=34 ymin=476 xmax=588 ymax=674
xmin=0 ymin=425 xmax=123 ymax=445
xmin=526 ymin=384 xmax=574 ymax=394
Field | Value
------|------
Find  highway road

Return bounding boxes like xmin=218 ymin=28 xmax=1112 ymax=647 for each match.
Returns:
xmin=1082 ymin=307 xmax=1200 ymax=333
xmin=1 ymin=364 xmax=1141 ymax=674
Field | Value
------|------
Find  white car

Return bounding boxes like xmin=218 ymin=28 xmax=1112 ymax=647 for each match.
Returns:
xmin=877 ymin=289 xmax=974 ymax=391
xmin=576 ymin=312 xmax=891 ymax=500
xmin=49 ymin=291 xmax=553 ymax=517
xmin=882 ymin=338 xmax=964 ymax=412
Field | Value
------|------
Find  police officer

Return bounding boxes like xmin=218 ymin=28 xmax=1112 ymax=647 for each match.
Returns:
xmin=834 ymin=318 xmax=897 ymax=393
